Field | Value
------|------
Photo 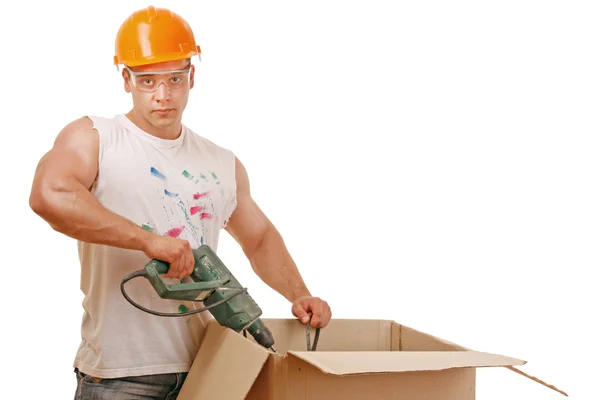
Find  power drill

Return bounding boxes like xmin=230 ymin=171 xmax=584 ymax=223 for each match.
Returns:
xmin=120 ymin=244 xmax=278 ymax=353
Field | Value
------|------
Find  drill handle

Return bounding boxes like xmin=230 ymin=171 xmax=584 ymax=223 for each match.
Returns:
xmin=148 ymin=259 xmax=174 ymax=275
xmin=144 ymin=259 xmax=230 ymax=301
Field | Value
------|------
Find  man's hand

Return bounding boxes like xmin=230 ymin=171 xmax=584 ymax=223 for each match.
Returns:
xmin=143 ymin=235 xmax=195 ymax=279
xmin=292 ymin=296 xmax=332 ymax=328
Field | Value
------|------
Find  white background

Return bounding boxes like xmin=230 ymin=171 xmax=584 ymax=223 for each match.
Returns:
xmin=1 ymin=1 xmax=596 ymax=399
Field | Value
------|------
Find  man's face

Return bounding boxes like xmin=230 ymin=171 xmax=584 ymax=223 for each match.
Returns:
xmin=123 ymin=59 xmax=195 ymax=130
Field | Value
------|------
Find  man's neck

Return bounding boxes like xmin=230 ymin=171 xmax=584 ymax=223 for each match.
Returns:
xmin=125 ymin=110 xmax=182 ymax=140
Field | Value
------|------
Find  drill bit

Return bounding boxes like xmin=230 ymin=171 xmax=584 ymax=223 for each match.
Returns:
xmin=270 ymin=346 xmax=279 ymax=354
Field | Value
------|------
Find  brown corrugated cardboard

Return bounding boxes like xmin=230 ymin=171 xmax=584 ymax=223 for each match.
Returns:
xmin=178 ymin=318 xmax=567 ymax=399
xmin=286 ymin=349 xmax=525 ymax=374
xmin=176 ymin=319 xmax=269 ymax=400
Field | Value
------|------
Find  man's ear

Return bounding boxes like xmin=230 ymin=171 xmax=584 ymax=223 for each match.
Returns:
xmin=189 ymin=64 xmax=195 ymax=89
xmin=122 ymin=68 xmax=132 ymax=93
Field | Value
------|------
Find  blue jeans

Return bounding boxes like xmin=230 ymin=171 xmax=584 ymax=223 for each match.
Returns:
xmin=74 ymin=368 xmax=188 ymax=400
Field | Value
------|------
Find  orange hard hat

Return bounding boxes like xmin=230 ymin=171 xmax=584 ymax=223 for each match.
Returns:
xmin=114 ymin=6 xmax=201 ymax=67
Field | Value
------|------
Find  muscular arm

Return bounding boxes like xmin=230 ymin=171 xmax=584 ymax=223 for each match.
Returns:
xmin=29 ymin=117 xmax=153 ymax=251
xmin=225 ymin=157 xmax=312 ymax=303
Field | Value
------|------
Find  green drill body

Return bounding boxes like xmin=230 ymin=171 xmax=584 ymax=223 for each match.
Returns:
xmin=124 ymin=244 xmax=276 ymax=350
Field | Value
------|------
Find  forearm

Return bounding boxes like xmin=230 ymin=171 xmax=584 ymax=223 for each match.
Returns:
xmin=30 ymin=178 xmax=152 ymax=253
xmin=248 ymin=225 xmax=311 ymax=303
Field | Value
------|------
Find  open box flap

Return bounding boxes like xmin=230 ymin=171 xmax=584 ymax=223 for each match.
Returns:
xmin=398 ymin=323 xmax=568 ymax=396
xmin=287 ymin=350 xmax=526 ymax=376
xmin=177 ymin=320 xmax=270 ymax=400
xmin=503 ymin=366 xmax=568 ymax=397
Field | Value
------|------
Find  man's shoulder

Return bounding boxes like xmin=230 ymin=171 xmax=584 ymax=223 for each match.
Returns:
xmin=84 ymin=114 xmax=122 ymax=129
xmin=184 ymin=125 xmax=235 ymax=155
xmin=59 ymin=115 xmax=102 ymax=137
xmin=60 ymin=114 xmax=120 ymax=134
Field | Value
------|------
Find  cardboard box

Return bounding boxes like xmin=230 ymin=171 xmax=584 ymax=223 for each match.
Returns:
xmin=177 ymin=318 xmax=566 ymax=399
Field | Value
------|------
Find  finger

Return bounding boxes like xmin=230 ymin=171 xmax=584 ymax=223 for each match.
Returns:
xmin=292 ymin=302 xmax=310 ymax=324
xmin=316 ymin=301 xmax=331 ymax=328
xmin=173 ymin=249 xmax=189 ymax=279
xmin=177 ymin=259 xmax=189 ymax=279
xmin=310 ymin=304 xmax=322 ymax=328
xmin=175 ymin=245 xmax=192 ymax=279
xmin=174 ymin=258 xmax=186 ymax=279
xmin=310 ymin=313 xmax=321 ymax=328
xmin=182 ymin=251 xmax=194 ymax=278
xmin=321 ymin=306 xmax=332 ymax=328
xmin=164 ymin=261 xmax=176 ymax=278
xmin=186 ymin=250 xmax=195 ymax=276
xmin=168 ymin=259 xmax=183 ymax=279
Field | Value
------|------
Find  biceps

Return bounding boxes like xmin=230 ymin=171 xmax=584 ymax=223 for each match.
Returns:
xmin=226 ymin=193 xmax=271 ymax=255
xmin=34 ymin=149 xmax=96 ymax=194
xmin=32 ymin=119 xmax=99 ymax=195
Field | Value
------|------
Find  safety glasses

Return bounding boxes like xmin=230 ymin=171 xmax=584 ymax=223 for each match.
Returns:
xmin=125 ymin=65 xmax=192 ymax=92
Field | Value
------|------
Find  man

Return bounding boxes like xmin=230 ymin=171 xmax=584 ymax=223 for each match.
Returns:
xmin=29 ymin=6 xmax=331 ymax=399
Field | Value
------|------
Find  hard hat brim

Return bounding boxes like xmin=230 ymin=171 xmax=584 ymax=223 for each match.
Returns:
xmin=114 ymin=46 xmax=201 ymax=67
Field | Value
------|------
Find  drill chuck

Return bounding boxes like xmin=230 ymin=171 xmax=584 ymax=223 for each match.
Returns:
xmin=247 ymin=319 xmax=276 ymax=349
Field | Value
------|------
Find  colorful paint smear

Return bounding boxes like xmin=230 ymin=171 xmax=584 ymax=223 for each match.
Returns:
xmin=166 ymin=226 xmax=184 ymax=238
xmin=151 ymin=167 xmax=167 ymax=180
xmin=193 ymin=191 xmax=209 ymax=200
xmin=182 ymin=170 xmax=200 ymax=184
xmin=142 ymin=224 xmax=154 ymax=233
xmin=149 ymin=165 xmax=222 ymax=249
xmin=190 ymin=206 xmax=205 ymax=215
xmin=211 ymin=172 xmax=220 ymax=185
xmin=182 ymin=169 xmax=216 ymax=184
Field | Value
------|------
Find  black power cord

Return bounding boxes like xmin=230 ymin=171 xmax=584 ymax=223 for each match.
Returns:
xmin=122 ymin=269 xmax=322 ymax=352
xmin=306 ymin=314 xmax=320 ymax=351
xmin=120 ymin=269 xmax=248 ymax=317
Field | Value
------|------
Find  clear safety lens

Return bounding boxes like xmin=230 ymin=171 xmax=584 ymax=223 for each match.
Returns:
xmin=126 ymin=66 xmax=191 ymax=92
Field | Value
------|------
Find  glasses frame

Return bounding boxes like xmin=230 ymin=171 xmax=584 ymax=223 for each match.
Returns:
xmin=125 ymin=65 xmax=193 ymax=92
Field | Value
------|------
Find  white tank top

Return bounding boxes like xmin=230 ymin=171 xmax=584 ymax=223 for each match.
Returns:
xmin=74 ymin=114 xmax=237 ymax=378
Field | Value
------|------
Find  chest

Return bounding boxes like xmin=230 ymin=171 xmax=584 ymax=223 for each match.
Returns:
xmin=93 ymin=136 xmax=230 ymax=244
